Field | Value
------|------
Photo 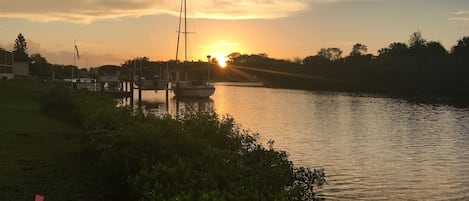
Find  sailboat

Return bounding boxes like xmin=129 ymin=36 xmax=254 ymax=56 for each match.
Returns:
xmin=171 ymin=0 xmax=215 ymax=98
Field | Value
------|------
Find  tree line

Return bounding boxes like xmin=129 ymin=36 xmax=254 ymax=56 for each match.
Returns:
xmin=11 ymin=31 xmax=469 ymax=95
xmin=225 ymin=31 xmax=469 ymax=95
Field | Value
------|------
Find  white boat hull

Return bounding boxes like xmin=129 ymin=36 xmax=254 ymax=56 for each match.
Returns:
xmin=172 ymin=81 xmax=215 ymax=98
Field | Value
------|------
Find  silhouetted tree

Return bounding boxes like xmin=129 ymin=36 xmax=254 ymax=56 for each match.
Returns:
xmin=211 ymin=57 xmax=219 ymax=64
xmin=293 ymin=57 xmax=303 ymax=64
xmin=317 ymin=48 xmax=343 ymax=61
xmin=350 ymin=43 xmax=368 ymax=56
xmin=13 ymin=33 xmax=28 ymax=61
xmin=30 ymin=53 xmax=52 ymax=77
xmin=303 ymin=55 xmax=330 ymax=68
xmin=424 ymin=41 xmax=448 ymax=56
xmin=30 ymin=53 xmax=48 ymax=64
xmin=451 ymin=36 xmax=469 ymax=58
xmin=378 ymin=42 xmax=409 ymax=57
xmin=409 ymin=31 xmax=426 ymax=49
xmin=450 ymin=36 xmax=469 ymax=70
xmin=227 ymin=52 xmax=241 ymax=60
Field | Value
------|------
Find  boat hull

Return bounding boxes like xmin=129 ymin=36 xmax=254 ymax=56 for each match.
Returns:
xmin=172 ymin=82 xmax=215 ymax=98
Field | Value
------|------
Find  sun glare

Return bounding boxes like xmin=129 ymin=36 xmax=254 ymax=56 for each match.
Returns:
xmin=217 ymin=56 xmax=228 ymax=68
xmin=202 ymin=40 xmax=241 ymax=68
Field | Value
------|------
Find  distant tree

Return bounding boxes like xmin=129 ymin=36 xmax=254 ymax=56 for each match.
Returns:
xmin=227 ymin=52 xmax=241 ymax=60
xmin=451 ymin=36 xmax=469 ymax=56
xmin=30 ymin=53 xmax=48 ymax=64
xmin=293 ymin=57 xmax=303 ymax=64
xmin=317 ymin=48 xmax=342 ymax=61
xmin=257 ymin=53 xmax=268 ymax=58
xmin=408 ymin=31 xmax=426 ymax=49
xmin=451 ymin=36 xmax=469 ymax=67
xmin=378 ymin=42 xmax=409 ymax=57
xmin=226 ymin=52 xmax=241 ymax=64
xmin=424 ymin=41 xmax=448 ymax=56
xmin=350 ymin=43 xmax=368 ymax=56
xmin=303 ymin=55 xmax=330 ymax=67
xmin=13 ymin=33 xmax=28 ymax=61
xmin=30 ymin=53 xmax=51 ymax=77
xmin=211 ymin=57 xmax=219 ymax=64
xmin=99 ymin=65 xmax=121 ymax=74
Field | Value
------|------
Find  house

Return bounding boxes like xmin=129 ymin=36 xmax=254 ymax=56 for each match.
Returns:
xmin=13 ymin=60 xmax=29 ymax=77
xmin=12 ymin=51 xmax=29 ymax=77
xmin=0 ymin=50 xmax=14 ymax=79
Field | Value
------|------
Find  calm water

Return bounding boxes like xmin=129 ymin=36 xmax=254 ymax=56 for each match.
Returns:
xmin=130 ymin=85 xmax=469 ymax=200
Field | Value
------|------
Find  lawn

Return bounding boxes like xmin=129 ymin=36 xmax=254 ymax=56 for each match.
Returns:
xmin=0 ymin=80 xmax=109 ymax=201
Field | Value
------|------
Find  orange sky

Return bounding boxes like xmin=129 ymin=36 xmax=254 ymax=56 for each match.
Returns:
xmin=0 ymin=0 xmax=468 ymax=67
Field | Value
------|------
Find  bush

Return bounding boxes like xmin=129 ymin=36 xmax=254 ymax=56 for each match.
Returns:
xmin=42 ymin=84 xmax=117 ymax=124
xmin=42 ymin=87 xmax=325 ymax=200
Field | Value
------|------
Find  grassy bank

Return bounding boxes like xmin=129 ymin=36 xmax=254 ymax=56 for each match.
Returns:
xmin=0 ymin=79 xmax=325 ymax=201
xmin=0 ymin=80 xmax=112 ymax=200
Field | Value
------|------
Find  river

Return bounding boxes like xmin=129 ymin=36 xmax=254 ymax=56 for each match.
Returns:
xmin=124 ymin=84 xmax=469 ymax=200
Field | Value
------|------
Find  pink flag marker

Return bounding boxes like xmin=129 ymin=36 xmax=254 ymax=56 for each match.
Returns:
xmin=35 ymin=195 xmax=44 ymax=201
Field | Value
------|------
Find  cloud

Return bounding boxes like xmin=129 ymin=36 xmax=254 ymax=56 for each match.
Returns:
xmin=24 ymin=39 xmax=124 ymax=67
xmin=451 ymin=10 xmax=469 ymax=15
xmin=0 ymin=0 xmax=168 ymax=24
xmin=0 ymin=0 xmax=312 ymax=23
xmin=449 ymin=10 xmax=469 ymax=26
xmin=449 ymin=17 xmax=469 ymax=26
xmin=310 ymin=0 xmax=383 ymax=3
xmin=0 ymin=0 xmax=384 ymax=23
xmin=41 ymin=49 xmax=125 ymax=67
xmin=191 ymin=0 xmax=309 ymax=20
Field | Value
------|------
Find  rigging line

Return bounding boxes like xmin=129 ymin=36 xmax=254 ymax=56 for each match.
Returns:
xmin=188 ymin=0 xmax=198 ymax=61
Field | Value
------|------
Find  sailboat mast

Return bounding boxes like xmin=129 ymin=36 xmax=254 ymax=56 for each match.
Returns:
xmin=184 ymin=0 xmax=187 ymax=63
xmin=175 ymin=0 xmax=183 ymax=61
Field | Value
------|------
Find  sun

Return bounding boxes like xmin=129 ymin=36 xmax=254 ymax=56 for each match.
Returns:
xmin=216 ymin=56 xmax=228 ymax=68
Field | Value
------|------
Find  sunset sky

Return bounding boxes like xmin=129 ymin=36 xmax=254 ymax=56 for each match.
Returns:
xmin=0 ymin=0 xmax=468 ymax=67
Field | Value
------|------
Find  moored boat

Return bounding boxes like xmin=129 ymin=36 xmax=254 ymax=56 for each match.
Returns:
xmin=171 ymin=0 xmax=215 ymax=98
xmin=171 ymin=81 xmax=215 ymax=98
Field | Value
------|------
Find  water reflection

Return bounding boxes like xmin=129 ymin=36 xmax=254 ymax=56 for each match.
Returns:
xmin=210 ymin=87 xmax=469 ymax=200
xmin=117 ymin=90 xmax=214 ymax=117
xmin=171 ymin=98 xmax=214 ymax=118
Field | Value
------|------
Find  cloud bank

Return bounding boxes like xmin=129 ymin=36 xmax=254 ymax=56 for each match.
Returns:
xmin=0 ymin=0 xmax=380 ymax=23
xmin=450 ymin=10 xmax=469 ymax=26
xmin=0 ymin=0 xmax=307 ymax=23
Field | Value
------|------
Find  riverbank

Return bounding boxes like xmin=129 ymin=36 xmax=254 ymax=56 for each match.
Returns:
xmin=0 ymin=79 xmax=324 ymax=201
xmin=0 ymin=80 xmax=112 ymax=200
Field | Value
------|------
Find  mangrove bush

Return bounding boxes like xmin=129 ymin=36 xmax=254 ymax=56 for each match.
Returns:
xmin=42 ymin=85 xmax=325 ymax=200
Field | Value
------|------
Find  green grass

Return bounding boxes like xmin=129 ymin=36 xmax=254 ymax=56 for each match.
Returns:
xmin=0 ymin=80 xmax=109 ymax=201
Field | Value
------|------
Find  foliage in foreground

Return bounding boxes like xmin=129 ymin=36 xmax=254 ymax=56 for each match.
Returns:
xmin=42 ymin=85 xmax=325 ymax=200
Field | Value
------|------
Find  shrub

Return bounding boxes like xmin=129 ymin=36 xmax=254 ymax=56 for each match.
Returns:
xmin=42 ymin=87 xmax=325 ymax=200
